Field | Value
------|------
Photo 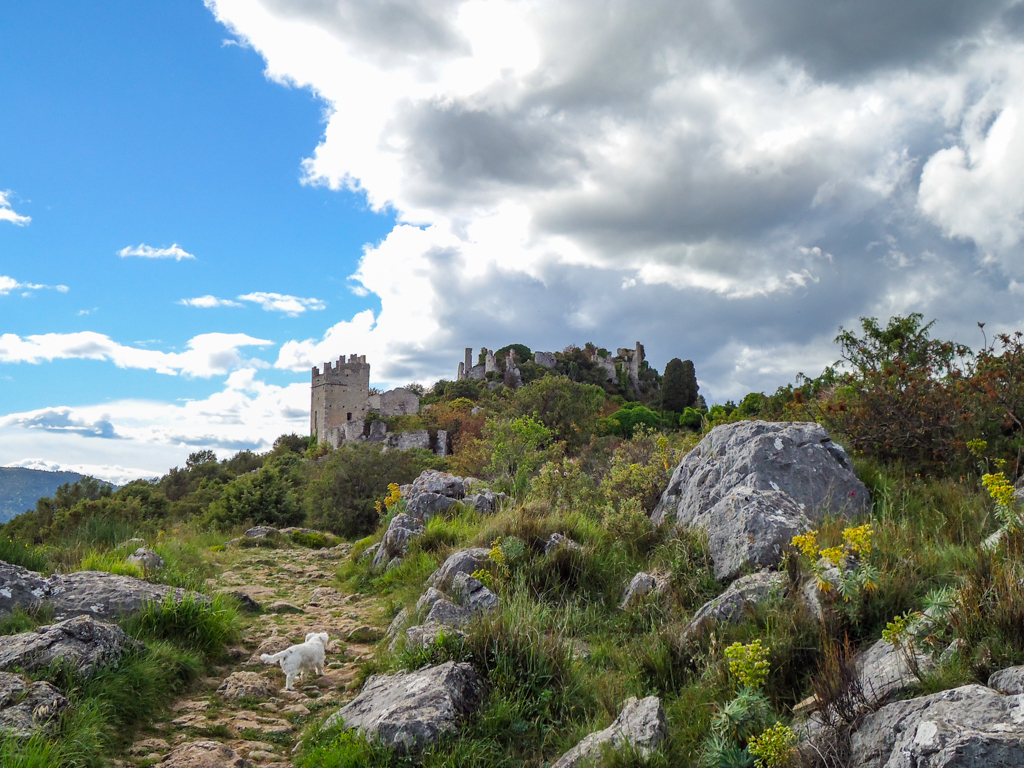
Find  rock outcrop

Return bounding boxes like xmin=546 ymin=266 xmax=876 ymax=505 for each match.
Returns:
xmin=426 ymin=548 xmax=492 ymax=591
xmin=988 ymin=665 xmax=1024 ymax=695
xmin=371 ymin=514 xmax=424 ymax=571
xmin=684 ymin=571 xmax=786 ymax=636
xmin=854 ymin=638 xmax=932 ymax=705
xmin=0 ymin=615 xmax=142 ymax=676
xmin=620 ymin=572 xmax=670 ymax=610
xmin=653 ymin=421 xmax=869 ymax=527
xmin=401 ymin=469 xmax=506 ymax=520
xmin=552 ymin=696 xmax=667 ymax=768
xmin=216 ymin=672 xmax=277 ymax=702
xmin=545 ymin=533 xmax=583 ymax=555
xmin=127 ymin=547 xmax=165 ymax=572
xmin=324 ymin=661 xmax=486 ymax=754
xmin=0 ymin=561 xmax=209 ymax=621
xmin=849 ymin=684 xmax=1024 ymax=768
xmin=0 ymin=671 xmax=68 ymax=737
xmin=651 ymin=421 xmax=869 ymax=577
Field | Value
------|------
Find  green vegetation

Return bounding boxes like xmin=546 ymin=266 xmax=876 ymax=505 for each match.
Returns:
xmin=5 ymin=318 xmax=1024 ymax=767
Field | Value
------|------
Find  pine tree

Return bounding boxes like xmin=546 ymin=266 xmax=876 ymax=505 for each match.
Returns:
xmin=662 ymin=358 xmax=699 ymax=412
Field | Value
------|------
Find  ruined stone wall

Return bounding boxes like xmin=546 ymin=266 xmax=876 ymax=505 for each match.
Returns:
xmin=311 ymin=354 xmax=370 ymax=439
xmin=369 ymin=388 xmax=421 ymax=417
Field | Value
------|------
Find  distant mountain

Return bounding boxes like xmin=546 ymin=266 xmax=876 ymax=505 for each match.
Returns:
xmin=0 ymin=467 xmax=92 ymax=523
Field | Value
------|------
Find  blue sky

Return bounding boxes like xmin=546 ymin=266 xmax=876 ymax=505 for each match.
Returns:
xmin=3 ymin=1 xmax=1024 ymax=482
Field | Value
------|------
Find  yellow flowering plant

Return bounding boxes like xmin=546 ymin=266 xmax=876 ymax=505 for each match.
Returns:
xmin=789 ymin=523 xmax=879 ymax=606
xmin=725 ymin=639 xmax=771 ymax=690
xmin=747 ymin=722 xmax=797 ymax=768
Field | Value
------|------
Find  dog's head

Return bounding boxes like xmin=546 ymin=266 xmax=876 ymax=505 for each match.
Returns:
xmin=305 ymin=632 xmax=329 ymax=648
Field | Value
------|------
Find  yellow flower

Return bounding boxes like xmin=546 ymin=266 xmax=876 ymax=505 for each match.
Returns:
xmin=842 ymin=524 xmax=873 ymax=555
xmin=820 ymin=546 xmax=845 ymax=567
xmin=724 ymin=639 xmax=771 ymax=689
xmin=790 ymin=530 xmax=818 ymax=559
xmin=983 ymin=472 xmax=1016 ymax=509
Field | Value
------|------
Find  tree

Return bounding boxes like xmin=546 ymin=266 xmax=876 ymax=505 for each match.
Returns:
xmin=484 ymin=416 xmax=554 ymax=497
xmin=513 ymin=375 xmax=605 ymax=452
xmin=205 ymin=464 xmax=304 ymax=529
xmin=662 ymin=358 xmax=699 ymax=412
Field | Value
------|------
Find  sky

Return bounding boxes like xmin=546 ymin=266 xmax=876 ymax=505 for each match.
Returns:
xmin=2 ymin=1 xmax=1024 ymax=484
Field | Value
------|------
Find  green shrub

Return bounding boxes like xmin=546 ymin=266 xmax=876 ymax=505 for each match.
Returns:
xmin=120 ymin=593 xmax=239 ymax=658
xmin=205 ymin=465 xmax=304 ymax=530
xmin=290 ymin=530 xmax=340 ymax=549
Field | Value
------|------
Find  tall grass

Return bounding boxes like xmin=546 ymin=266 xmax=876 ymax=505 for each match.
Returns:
xmin=121 ymin=593 xmax=239 ymax=657
xmin=0 ymin=538 xmax=52 ymax=572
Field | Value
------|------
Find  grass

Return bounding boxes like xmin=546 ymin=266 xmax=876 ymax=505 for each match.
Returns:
xmin=121 ymin=593 xmax=240 ymax=657
xmin=78 ymin=550 xmax=144 ymax=579
xmin=0 ymin=537 xmax=53 ymax=572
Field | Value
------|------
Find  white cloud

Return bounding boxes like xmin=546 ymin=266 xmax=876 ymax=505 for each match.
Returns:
xmin=3 ymin=459 xmax=157 ymax=487
xmin=118 ymin=243 xmax=196 ymax=260
xmin=0 ymin=331 xmax=271 ymax=377
xmin=0 ymin=276 xmax=69 ymax=296
xmin=0 ymin=191 xmax=30 ymax=226
xmin=179 ymin=295 xmax=244 ymax=308
xmin=0 ymin=369 xmax=310 ymax=479
xmin=200 ymin=1 xmax=1024 ymax=396
xmin=236 ymin=292 xmax=326 ymax=316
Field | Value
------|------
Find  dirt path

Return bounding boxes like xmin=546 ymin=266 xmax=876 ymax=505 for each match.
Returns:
xmin=120 ymin=542 xmax=382 ymax=767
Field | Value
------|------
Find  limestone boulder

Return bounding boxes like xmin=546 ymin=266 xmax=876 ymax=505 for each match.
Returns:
xmin=244 ymin=526 xmax=278 ymax=539
xmin=426 ymin=548 xmax=491 ymax=591
xmin=404 ymin=470 xmax=466 ymax=499
xmin=534 ymin=351 xmax=557 ymax=369
xmin=989 ymin=665 xmax=1024 ymax=695
xmin=405 ymin=623 xmax=468 ymax=649
xmin=127 ymin=547 xmax=165 ymax=572
xmin=683 ymin=571 xmax=786 ymax=637
xmin=854 ymin=638 xmax=932 ymax=705
xmin=0 ymin=561 xmax=55 ymax=615
xmin=620 ymin=572 xmax=670 ymax=610
xmin=552 ymin=696 xmax=667 ymax=768
xmin=406 ymin=493 xmax=459 ymax=522
xmin=324 ymin=661 xmax=485 ymax=754
xmin=372 ymin=514 xmax=424 ymax=571
xmin=217 ymin=672 xmax=276 ymax=702
xmin=46 ymin=570 xmax=210 ymax=622
xmin=451 ymin=572 xmax=499 ymax=615
xmin=652 ymin=421 xmax=869 ymax=528
xmin=849 ymin=684 xmax=1024 ymax=768
xmin=0 ymin=671 xmax=68 ymax=738
xmin=464 ymin=490 xmax=507 ymax=514
xmin=545 ymin=533 xmax=584 ymax=555
xmin=415 ymin=587 xmax=446 ymax=615
xmin=700 ymin=488 xmax=811 ymax=580
xmin=161 ymin=740 xmax=251 ymax=768
xmin=424 ymin=599 xmax=472 ymax=629
xmin=385 ymin=607 xmax=410 ymax=641
xmin=0 ymin=615 xmax=142 ymax=676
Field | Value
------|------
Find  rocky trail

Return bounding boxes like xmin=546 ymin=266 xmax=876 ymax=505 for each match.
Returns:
xmin=122 ymin=541 xmax=383 ymax=768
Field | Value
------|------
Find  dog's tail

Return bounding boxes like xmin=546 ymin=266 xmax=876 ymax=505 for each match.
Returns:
xmin=260 ymin=650 xmax=288 ymax=664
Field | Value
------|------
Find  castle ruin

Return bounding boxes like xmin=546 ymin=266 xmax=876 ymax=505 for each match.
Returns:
xmin=311 ymin=355 xmax=441 ymax=453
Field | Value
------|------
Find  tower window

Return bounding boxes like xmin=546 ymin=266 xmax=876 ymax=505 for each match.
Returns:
xmin=347 ymin=412 xmax=353 ymax=421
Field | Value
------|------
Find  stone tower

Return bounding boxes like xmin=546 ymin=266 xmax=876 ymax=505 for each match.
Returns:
xmin=310 ymin=354 xmax=370 ymax=439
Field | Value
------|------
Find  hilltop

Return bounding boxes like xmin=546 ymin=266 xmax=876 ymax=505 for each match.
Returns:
xmin=0 ymin=467 xmax=106 ymax=523
xmin=1 ymin=316 xmax=1024 ymax=767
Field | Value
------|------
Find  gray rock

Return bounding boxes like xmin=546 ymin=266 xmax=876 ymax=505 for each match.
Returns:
xmin=266 ymin=600 xmax=303 ymax=614
xmin=799 ymin=566 xmax=842 ymax=622
xmin=989 ymin=665 xmax=1024 ymax=695
xmin=324 ymin=661 xmax=485 ymax=754
xmin=393 ymin=430 xmax=432 ymax=452
xmin=360 ymin=543 xmax=380 ymax=562
xmin=451 ymin=572 xmax=499 ymax=615
xmin=684 ymin=571 xmax=786 ymax=637
xmin=552 ymin=696 xmax=667 ymax=768
xmin=244 ymin=526 xmax=278 ymax=539
xmin=534 ymin=351 xmax=557 ymax=369
xmin=652 ymin=421 xmax=869 ymax=528
xmin=161 ymin=739 xmax=251 ymax=768
xmin=849 ymin=684 xmax=1024 ymax=768
xmin=855 ymin=638 xmax=932 ymax=705
xmin=45 ymin=570 xmax=210 ymax=622
xmin=405 ymin=623 xmax=468 ymax=649
xmin=385 ymin=607 xmax=410 ymax=641
xmin=122 ymin=538 xmax=146 ymax=549
xmin=620 ymin=572 xmax=669 ymax=610
xmin=346 ymin=626 xmax=384 ymax=644
xmin=545 ymin=533 xmax=584 ymax=555
xmin=219 ymin=590 xmax=262 ymax=613
xmin=406 ymin=493 xmax=459 ymax=522
xmin=426 ymin=548 xmax=491 ymax=591
xmin=0 ymin=615 xmax=142 ymax=676
xmin=216 ymin=671 xmax=276 ymax=702
xmin=0 ymin=561 xmax=55 ymax=615
xmin=415 ymin=588 xmax=446 ymax=615
xmin=405 ymin=469 xmax=467 ymax=499
xmin=464 ymin=490 xmax=507 ymax=514
xmin=385 ymin=557 xmax=404 ymax=572
xmin=127 ymin=547 xmax=165 ymax=572
xmin=424 ymin=599 xmax=472 ymax=629
xmin=0 ymin=671 xmax=68 ymax=737
xmin=701 ymin=487 xmax=810 ymax=580
xmin=372 ymin=514 xmax=424 ymax=571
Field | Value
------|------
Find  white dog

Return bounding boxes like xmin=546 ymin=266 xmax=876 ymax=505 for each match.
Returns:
xmin=260 ymin=632 xmax=329 ymax=691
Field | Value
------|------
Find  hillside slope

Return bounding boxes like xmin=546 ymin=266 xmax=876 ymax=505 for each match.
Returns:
xmin=0 ymin=466 xmax=89 ymax=521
